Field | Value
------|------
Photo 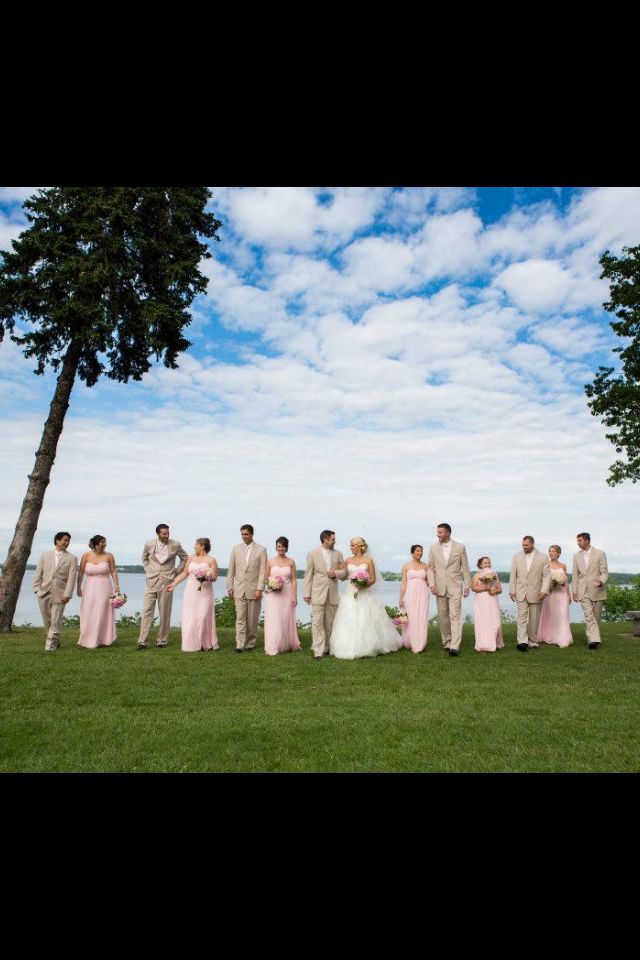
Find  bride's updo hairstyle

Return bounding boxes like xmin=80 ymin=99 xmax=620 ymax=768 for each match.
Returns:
xmin=351 ymin=536 xmax=368 ymax=554
xmin=89 ymin=535 xmax=106 ymax=550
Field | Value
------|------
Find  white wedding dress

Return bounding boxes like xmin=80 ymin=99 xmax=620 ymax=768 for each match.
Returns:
xmin=330 ymin=563 xmax=403 ymax=660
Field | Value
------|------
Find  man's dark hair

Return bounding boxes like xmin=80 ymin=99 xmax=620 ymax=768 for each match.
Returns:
xmin=241 ymin=524 xmax=254 ymax=535
xmin=156 ymin=524 xmax=169 ymax=535
xmin=437 ymin=523 xmax=451 ymax=534
xmin=522 ymin=535 xmax=535 ymax=544
xmin=320 ymin=529 xmax=335 ymax=543
xmin=54 ymin=531 xmax=71 ymax=544
xmin=577 ymin=532 xmax=591 ymax=542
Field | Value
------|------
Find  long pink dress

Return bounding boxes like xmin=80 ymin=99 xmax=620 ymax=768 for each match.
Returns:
xmin=78 ymin=561 xmax=116 ymax=648
xmin=537 ymin=571 xmax=572 ymax=647
xmin=264 ymin=564 xmax=302 ymax=655
xmin=401 ymin=568 xmax=429 ymax=653
xmin=473 ymin=586 xmax=504 ymax=652
xmin=181 ymin=561 xmax=219 ymax=652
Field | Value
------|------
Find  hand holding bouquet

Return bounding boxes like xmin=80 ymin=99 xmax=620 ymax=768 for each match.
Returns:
xmin=549 ymin=570 xmax=565 ymax=590
xmin=194 ymin=565 xmax=213 ymax=591
xmin=108 ymin=592 xmax=127 ymax=609
xmin=350 ymin=568 xmax=370 ymax=598
xmin=265 ymin=575 xmax=285 ymax=593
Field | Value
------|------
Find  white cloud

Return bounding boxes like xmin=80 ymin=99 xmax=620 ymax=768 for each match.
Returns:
xmin=494 ymin=259 xmax=573 ymax=313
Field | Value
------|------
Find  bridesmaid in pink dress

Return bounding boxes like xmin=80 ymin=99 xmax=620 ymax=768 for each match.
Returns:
xmin=537 ymin=544 xmax=573 ymax=647
xmin=264 ymin=537 xmax=302 ymax=655
xmin=168 ymin=538 xmax=219 ymax=652
xmin=399 ymin=545 xmax=430 ymax=653
xmin=471 ymin=556 xmax=504 ymax=652
xmin=77 ymin=535 xmax=119 ymax=648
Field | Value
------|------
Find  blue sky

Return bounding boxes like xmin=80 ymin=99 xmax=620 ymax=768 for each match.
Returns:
xmin=1 ymin=186 xmax=639 ymax=570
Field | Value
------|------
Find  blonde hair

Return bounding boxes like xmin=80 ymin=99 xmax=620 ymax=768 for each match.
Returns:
xmin=350 ymin=536 xmax=368 ymax=554
xmin=549 ymin=544 xmax=562 ymax=556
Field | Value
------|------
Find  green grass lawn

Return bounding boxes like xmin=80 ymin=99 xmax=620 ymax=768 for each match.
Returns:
xmin=1 ymin=622 xmax=638 ymax=772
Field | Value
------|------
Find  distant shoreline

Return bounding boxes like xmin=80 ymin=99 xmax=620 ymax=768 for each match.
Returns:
xmin=12 ymin=564 xmax=639 ymax=583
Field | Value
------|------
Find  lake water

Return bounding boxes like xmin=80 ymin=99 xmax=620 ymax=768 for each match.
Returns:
xmin=13 ymin=571 xmax=586 ymax=625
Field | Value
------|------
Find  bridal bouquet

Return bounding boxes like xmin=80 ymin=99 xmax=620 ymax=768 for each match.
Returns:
xmin=549 ymin=570 xmax=565 ymax=590
xmin=194 ymin=565 xmax=213 ymax=591
xmin=108 ymin=592 xmax=127 ymax=609
xmin=265 ymin=575 xmax=285 ymax=593
xmin=350 ymin=568 xmax=370 ymax=598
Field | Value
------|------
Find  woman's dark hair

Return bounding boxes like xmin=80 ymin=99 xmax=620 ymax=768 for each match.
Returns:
xmin=240 ymin=524 xmax=254 ymax=535
xmin=410 ymin=544 xmax=423 ymax=555
xmin=156 ymin=523 xmax=169 ymax=535
xmin=54 ymin=531 xmax=71 ymax=544
xmin=477 ymin=556 xmax=490 ymax=569
xmin=89 ymin=535 xmax=106 ymax=550
xmin=195 ymin=537 xmax=211 ymax=553
xmin=276 ymin=537 xmax=289 ymax=550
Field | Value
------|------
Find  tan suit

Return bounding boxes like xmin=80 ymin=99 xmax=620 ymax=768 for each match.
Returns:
xmin=227 ymin=541 xmax=268 ymax=650
xmin=427 ymin=540 xmax=471 ymax=651
xmin=572 ymin=547 xmax=608 ymax=646
xmin=303 ymin=546 xmax=347 ymax=657
xmin=33 ymin=549 xmax=78 ymax=650
xmin=139 ymin=538 xmax=188 ymax=646
xmin=509 ymin=549 xmax=551 ymax=647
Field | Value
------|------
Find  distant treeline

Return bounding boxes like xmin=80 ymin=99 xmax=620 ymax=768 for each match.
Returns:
xmin=15 ymin=564 xmax=640 ymax=584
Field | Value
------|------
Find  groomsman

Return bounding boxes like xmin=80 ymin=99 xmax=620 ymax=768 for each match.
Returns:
xmin=227 ymin=524 xmax=268 ymax=653
xmin=33 ymin=531 xmax=78 ymax=651
xmin=572 ymin=532 xmax=608 ymax=648
xmin=509 ymin=535 xmax=550 ymax=651
xmin=303 ymin=530 xmax=347 ymax=660
xmin=137 ymin=523 xmax=188 ymax=649
xmin=427 ymin=523 xmax=471 ymax=657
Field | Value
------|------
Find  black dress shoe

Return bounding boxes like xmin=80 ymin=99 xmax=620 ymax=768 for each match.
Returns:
xmin=516 ymin=643 xmax=529 ymax=652
xmin=448 ymin=649 xmax=459 ymax=657
xmin=136 ymin=643 xmax=148 ymax=650
xmin=314 ymin=656 xmax=322 ymax=661
xmin=588 ymin=642 xmax=600 ymax=649
xmin=233 ymin=648 xmax=244 ymax=654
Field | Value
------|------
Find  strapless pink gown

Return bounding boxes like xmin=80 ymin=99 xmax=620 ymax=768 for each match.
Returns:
xmin=401 ymin=568 xmax=429 ymax=653
xmin=78 ymin=561 xmax=116 ymax=648
xmin=181 ymin=561 xmax=219 ymax=652
xmin=473 ymin=590 xmax=504 ymax=652
xmin=537 ymin=573 xmax=572 ymax=647
xmin=264 ymin=565 xmax=302 ymax=655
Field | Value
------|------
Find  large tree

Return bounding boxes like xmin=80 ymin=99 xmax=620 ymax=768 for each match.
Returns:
xmin=0 ymin=187 xmax=222 ymax=632
xmin=585 ymin=244 xmax=640 ymax=486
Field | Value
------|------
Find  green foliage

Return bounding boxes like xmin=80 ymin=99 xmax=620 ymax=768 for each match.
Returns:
xmin=0 ymin=187 xmax=222 ymax=384
xmin=214 ymin=595 xmax=236 ymax=628
xmin=585 ymin=244 xmax=640 ymax=485
xmin=602 ymin=577 xmax=640 ymax=622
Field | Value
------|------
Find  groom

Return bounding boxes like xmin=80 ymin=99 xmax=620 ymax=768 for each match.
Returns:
xmin=303 ymin=530 xmax=347 ymax=660
xmin=137 ymin=523 xmax=188 ymax=649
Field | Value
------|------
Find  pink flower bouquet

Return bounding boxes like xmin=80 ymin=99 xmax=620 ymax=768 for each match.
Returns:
xmin=350 ymin=568 xmax=370 ymax=598
xmin=265 ymin=575 xmax=285 ymax=593
xmin=392 ymin=612 xmax=408 ymax=627
xmin=108 ymin=592 xmax=127 ymax=609
xmin=194 ymin=565 xmax=213 ymax=591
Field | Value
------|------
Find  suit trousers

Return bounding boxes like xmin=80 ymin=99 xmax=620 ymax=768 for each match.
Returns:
xmin=311 ymin=603 xmax=337 ymax=657
xmin=38 ymin=594 xmax=65 ymax=650
xmin=436 ymin=595 xmax=462 ymax=651
xmin=581 ymin=598 xmax=603 ymax=645
xmin=139 ymin=580 xmax=174 ymax=645
xmin=516 ymin=600 xmax=542 ymax=646
xmin=235 ymin=597 xmax=261 ymax=650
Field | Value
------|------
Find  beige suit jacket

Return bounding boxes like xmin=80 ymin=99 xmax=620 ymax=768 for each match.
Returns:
xmin=509 ymin=550 xmax=551 ymax=602
xmin=33 ymin=550 xmax=78 ymax=600
xmin=427 ymin=540 xmax=471 ymax=597
xmin=227 ymin=542 xmax=268 ymax=598
xmin=572 ymin=548 xmax=608 ymax=601
xmin=303 ymin=547 xmax=346 ymax=605
xmin=142 ymin=539 xmax=188 ymax=587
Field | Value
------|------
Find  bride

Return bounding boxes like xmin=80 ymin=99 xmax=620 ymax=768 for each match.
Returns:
xmin=330 ymin=537 xmax=404 ymax=660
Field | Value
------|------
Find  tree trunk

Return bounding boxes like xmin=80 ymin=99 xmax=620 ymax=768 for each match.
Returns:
xmin=0 ymin=342 xmax=81 ymax=633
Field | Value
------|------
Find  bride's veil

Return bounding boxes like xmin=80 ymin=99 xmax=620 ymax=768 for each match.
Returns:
xmin=364 ymin=549 xmax=380 ymax=595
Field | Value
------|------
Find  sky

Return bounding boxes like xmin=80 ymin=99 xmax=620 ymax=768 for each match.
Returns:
xmin=0 ymin=186 xmax=639 ymax=572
